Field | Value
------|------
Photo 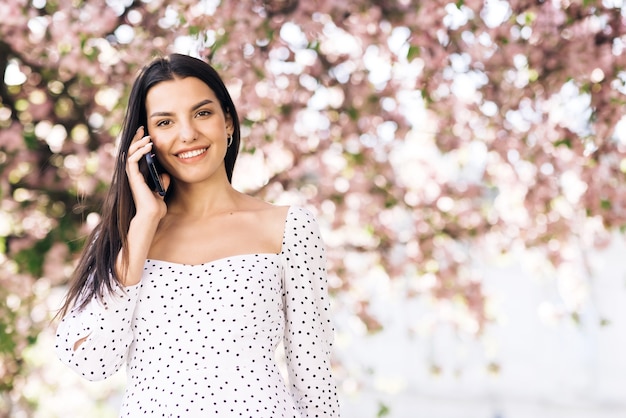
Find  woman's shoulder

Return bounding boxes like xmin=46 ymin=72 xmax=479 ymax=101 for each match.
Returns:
xmin=239 ymin=197 xmax=290 ymax=223
xmin=236 ymin=195 xmax=319 ymax=235
xmin=253 ymin=203 xmax=318 ymax=227
xmin=280 ymin=206 xmax=323 ymax=244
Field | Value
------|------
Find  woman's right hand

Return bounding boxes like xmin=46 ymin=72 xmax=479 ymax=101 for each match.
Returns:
xmin=125 ymin=126 xmax=170 ymax=221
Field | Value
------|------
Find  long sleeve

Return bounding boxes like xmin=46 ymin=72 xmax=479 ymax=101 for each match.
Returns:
xmin=280 ymin=206 xmax=340 ymax=417
xmin=54 ymin=282 xmax=141 ymax=381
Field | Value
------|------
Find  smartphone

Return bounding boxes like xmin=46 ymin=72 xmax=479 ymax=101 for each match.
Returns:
xmin=144 ymin=153 xmax=166 ymax=196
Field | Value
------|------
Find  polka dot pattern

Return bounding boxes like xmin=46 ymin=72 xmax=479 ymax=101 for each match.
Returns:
xmin=56 ymin=206 xmax=340 ymax=417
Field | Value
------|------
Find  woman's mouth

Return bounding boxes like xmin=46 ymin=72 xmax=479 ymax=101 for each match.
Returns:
xmin=177 ymin=148 xmax=208 ymax=159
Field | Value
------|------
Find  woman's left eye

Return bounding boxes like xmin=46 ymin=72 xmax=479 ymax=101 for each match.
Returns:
xmin=196 ymin=110 xmax=211 ymax=117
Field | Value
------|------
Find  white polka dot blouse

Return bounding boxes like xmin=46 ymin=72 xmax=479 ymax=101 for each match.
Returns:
xmin=55 ymin=206 xmax=340 ymax=417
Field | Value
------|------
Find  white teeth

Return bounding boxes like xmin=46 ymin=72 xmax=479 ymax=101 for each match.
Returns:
xmin=178 ymin=148 xmax=207 ymax=159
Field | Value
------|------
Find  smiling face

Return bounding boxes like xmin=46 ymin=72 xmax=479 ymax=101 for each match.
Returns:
xmin=145 ymin=76 xmax=233 ymax=188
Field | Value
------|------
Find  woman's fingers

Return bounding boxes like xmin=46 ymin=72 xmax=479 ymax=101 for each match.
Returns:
xmin=124 ymin=127 xmax=168 ymax=218
xmin=125 ymin=127 xmax=154 ymax=193
xmin=126 ymin=127 xmax=154 ymax=184
xmin=128 ymin=126 xmax=147 ymax=151
xmin=127 ymin=127 xmax=152 ymax=165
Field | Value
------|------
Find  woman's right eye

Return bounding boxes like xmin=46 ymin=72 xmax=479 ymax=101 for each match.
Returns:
xmin=156 ymin=120 xmax=171 ymax=127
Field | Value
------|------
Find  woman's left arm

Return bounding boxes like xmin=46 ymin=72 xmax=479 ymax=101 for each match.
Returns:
xmin=281 ymin=207 xmax=340 ymax=417
xmin=55 ymin=281 xmax=141 ymax=380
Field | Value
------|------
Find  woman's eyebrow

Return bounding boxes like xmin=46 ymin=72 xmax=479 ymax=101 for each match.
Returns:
xmin=191 ymin=99 xmax=214 ymax=111
xmin=149 ymin=99 xmax=215 ymax=118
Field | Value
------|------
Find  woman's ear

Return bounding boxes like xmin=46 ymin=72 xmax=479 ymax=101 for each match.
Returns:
xmin=225 ymin=112 xmax=234 ymax=135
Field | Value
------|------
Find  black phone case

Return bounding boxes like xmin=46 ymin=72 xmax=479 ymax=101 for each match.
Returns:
xmin=143 ymin=153 xmax=166 ymax=196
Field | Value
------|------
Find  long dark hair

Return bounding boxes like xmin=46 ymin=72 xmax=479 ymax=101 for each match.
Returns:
xmin=58 ymin=54 xmax=241 ymax=316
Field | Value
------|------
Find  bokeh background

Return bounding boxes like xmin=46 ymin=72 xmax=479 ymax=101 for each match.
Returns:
xmin=2 ymin=0 xmax=626 ymax=417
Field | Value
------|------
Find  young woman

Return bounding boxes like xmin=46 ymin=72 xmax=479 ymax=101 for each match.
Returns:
xmin=55 ymin=53 xmax=339 ymax=417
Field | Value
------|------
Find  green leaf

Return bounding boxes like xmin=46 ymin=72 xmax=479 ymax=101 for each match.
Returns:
xmin=13 ymin=235 xmax=52 ymax=277
xmin=377 ymin=402 xmax=391 ymax=417
xmin=23 ymin=131 xmax=38 ymax=150
xmin=554 ymin=138 xmax=572 ymax=148
xmin=407 ymin=45 xmax=420 ymax=61
xmin=279 ymin=104 xmax=293 ymax=116
xmin=0 ymin=321 xmax=17 ymax=355
xmin=345 ymin=151 xmax=364 ymax=165
xmin=346 ymin=107 xmax=359 ymax=121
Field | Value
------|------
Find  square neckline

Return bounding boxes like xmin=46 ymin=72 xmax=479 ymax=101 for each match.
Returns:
xmin=144 ymin=205 xmax=293 ymax=267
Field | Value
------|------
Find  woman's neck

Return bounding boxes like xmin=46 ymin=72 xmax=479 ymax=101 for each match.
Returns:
xmin=166 ymin=180 xmax=242 ymax=219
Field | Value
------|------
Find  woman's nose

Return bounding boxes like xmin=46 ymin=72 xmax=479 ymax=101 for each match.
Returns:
xmin=180 ymin=122 xmax=196 ymax=142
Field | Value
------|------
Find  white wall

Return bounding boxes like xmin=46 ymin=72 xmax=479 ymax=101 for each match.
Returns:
xmin=336 ymin=235 xmax=626 ymax=418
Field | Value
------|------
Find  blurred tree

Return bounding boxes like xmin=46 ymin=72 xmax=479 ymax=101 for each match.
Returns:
xmin=1 ymin=0 xmax=626 ymax=415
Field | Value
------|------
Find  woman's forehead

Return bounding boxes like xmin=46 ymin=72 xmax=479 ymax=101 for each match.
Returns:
xmin=146 ymin=77 xmax=220 ymax=111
